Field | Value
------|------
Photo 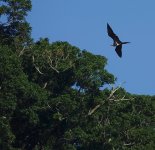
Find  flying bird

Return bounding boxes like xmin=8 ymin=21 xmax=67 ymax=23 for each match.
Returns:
xmin=107 ymin=23 xmax=130 ymax=57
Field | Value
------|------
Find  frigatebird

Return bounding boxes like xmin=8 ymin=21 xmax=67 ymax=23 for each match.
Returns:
xmin=107 ymin=23 xmax=130 ymax=57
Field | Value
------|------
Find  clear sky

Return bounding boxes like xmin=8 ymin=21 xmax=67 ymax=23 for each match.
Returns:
xmin=27 ymin=0 xmax=155 ymax=95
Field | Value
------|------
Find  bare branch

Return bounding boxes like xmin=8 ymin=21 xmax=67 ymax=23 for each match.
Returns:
xmin=112 ymin=98 xmax=134 ymax=102
xmin=107 ymin=86 xmax=121 ymax=100
xmin=62 ymin=53 xmax=69 ymax=60
xmin=47 ymin=102 xmax=51 ymax=108
xmin=48 ymin=56 xmax=60 ymax=73
xmin=32 ymin=56 xmax=44 ymax=74
xmin=18 ymin=46 xmax=25 ymax=57
xmin=124 ymin=142 xmax=135 ymax=146
xmin=88 ymin=87 xmax=120 ymax=116
xmin=88 ymin=83 xmax=134 ymax=116
xmin=43 ymin=82 xmax=47 ymax=89
xmin=88 ymin=104 xmax=101 ymax=116
xmin=35 ymin=66 xmax=44 ymax=74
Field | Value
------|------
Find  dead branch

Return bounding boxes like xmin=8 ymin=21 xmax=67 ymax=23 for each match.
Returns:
xmin=112 ymin=98 xmax=135 ymax=102
xmin=124 ymin=142 xmax=135 ymax=146
xmin=47 ymin=102 xmax=51 ymax=108
xmin=88 ymin=104 xmax=101 ymax=116
xmin=18 ymin=46 xmax=25 ymax=57
xmin=107 ymin=86 xmax=121 ymax=100
xmin=48 ymin=56 xmax=59 ymax=73
xmin=32 ymin=56 xmax=44 ymax=74
xmin=62 ymin=53 xmax=69 ymax=60
xmin=88 ymin=87 xmax=120 ymax=116
xmin=43 ymin=82 xmax=47 ymax=89
xmin=88 ymin=84 xmax=134 ymax=116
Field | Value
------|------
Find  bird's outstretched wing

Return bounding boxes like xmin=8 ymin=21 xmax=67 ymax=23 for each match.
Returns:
xmin=115 ymin=45 xmax=122 ymax=57
xmin=107 ymin=23 xmax=121 ymax=43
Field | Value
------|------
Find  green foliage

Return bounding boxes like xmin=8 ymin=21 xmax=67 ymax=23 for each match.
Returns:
xmin=0 ymin=45 xmax=49 ymax=149
xmin=21 ymin=39 xmax=115 ymax=95
xmin=0 ymin=0 xmax=32 ymax=51
xmin=0 ymin=0 xmax=155 ymax=149
xmin=74 ymin=50 xmax=115 ymax=91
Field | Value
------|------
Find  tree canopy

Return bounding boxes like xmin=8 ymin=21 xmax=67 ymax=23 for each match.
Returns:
xmin=0 ymin=0 xmax=155 ymax=149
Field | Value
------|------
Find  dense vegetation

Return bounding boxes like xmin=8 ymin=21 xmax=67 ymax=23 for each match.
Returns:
xmin=0 ymin=0 xmax=155 ymax=149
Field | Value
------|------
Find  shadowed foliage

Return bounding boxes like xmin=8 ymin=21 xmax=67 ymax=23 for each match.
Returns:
xmin=0 ymin=0 xmax=155 ymax=149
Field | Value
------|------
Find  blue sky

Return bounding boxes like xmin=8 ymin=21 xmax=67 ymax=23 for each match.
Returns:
xmin=28 ymin=0 xmax=155 ymax=95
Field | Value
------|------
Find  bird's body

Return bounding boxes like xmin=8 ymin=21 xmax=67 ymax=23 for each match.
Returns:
xmin=107 ymin=23 xmax=130 ymax=57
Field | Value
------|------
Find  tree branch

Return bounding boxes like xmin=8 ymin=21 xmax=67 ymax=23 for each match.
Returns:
xmin=32 ymin=56 xmax=44 ymax=74
xmin=43 ymin=82 xmax=47 ymax=89
xmin=48 ymin=56 xmax=59 ymax=73
xmin=88 ymin=84 xmax=134 ymax=116
xmin=88 ymin=104 xmax=101 ymax=116
xmin=18 ymin=46 xmax=25 ymax=57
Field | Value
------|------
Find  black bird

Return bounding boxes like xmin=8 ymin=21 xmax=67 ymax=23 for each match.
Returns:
xmin=107 ymin=23 xmax=130 ymax=57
